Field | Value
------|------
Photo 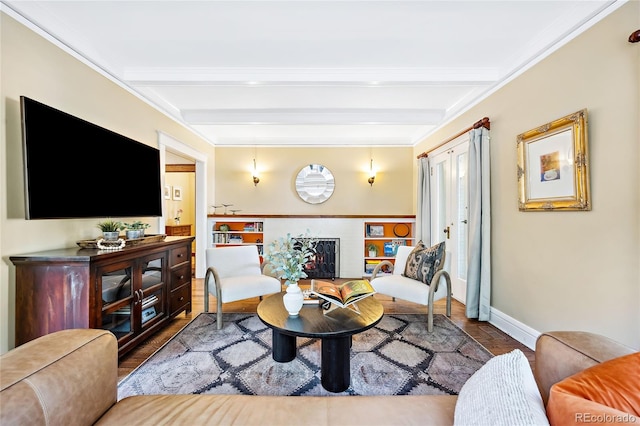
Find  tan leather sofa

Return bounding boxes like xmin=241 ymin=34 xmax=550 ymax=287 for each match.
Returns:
xmin=0 ymin=328 xmax=634 ymax=425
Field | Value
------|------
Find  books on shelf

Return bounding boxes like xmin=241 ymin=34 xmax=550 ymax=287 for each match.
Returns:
xmin=365 ymin=260 xmax=381 ymax=274
xmin=311 ymin=279 xmax=376 ymax=309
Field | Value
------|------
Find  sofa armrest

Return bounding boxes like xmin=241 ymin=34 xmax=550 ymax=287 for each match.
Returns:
xmin=0 ymin=329 xmax=118 ymax=426
xmin=534 ymin=331 xmax=635 ymax=405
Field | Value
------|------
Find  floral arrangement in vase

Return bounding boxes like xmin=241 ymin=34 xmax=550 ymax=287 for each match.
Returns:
xmin=264 ymin=232 xmax=317 ymax=316
xmin=174 ymin=208 xmax=183 ymax=225
xmin=264 ymin=232 xmax=317 ymax=286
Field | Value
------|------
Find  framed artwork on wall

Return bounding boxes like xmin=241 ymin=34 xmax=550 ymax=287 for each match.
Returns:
xmin=164 ymin=185 xmax=172 ymax=200
xmin=517 ymin=109 xmax=590 ymax=211
xmin=172 ymin=186 xmax=183 ymax=201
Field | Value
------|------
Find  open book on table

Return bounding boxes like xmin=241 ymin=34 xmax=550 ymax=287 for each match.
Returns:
xmin=311 ymin=279 xmax=376 ymax=309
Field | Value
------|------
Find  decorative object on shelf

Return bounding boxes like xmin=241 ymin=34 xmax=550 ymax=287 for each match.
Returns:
xmin=252 ymin=158 xmax=260 ymax=186
xmin=384 ymin=241 xmax=396 ymax=256
xmin=219 ymin=223 xmax=230 ymax=232
xmin=367 ymin=243 xmax=378 ymax=257
xmin=222 ymin=203 xmax=233 ymax=214
xmin=96 ymin=219 xmax=123 ymax=241
xmin=295 ymin=164 xmax=335 ymax=204
xmin=174 ymin=209 xmax=183 ymax=225
xmin=96 ymin=238 xmax=126 ymax=250
xmin=264 ymin=232 xmax=317 ymax=316
xmin=393 ymin=223 xmax=410 ymax=238
xmin=368 ymin=158 xmax=376 ymax=186
xmin=76 ymin=234 xmax=166 ymax=249
xmin=517 ymin=109 xmax=590 ymax=211
xmin=229 ymin=209 xmax=242 ymax=215
xmin=122 ymin=221 xmax=151 ymax=239
xmin=367 ymin=224 xmax=384 ymax=237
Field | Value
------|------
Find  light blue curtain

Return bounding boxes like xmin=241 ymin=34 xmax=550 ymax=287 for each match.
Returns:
xmin=466 ymin=127 xmax=491 ymax=320
xmin=415 ymin=156 xmax=431 ymax=245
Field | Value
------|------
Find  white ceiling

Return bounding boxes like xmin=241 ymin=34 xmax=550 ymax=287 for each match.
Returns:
xmin=3 ymin=0 xmax=620 ymax=147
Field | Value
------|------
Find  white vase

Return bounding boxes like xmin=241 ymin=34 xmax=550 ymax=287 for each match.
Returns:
xmin=283 ymin=281 xmax=304 ymax=316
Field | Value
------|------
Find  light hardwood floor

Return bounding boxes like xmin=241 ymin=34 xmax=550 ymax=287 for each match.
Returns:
xmin=118 ymin=278 xmax=535 ymax=381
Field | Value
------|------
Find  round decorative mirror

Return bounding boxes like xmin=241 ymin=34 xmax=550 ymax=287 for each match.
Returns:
xmin=295 ymin=164 xmax=335 ymax=204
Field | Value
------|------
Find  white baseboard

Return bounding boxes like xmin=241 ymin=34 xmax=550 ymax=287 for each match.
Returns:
xmin=488 ymin=307 xmax=541 ymax=351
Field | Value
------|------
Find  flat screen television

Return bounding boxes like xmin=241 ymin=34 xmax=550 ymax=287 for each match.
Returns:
xmin=20 ymin=96 xmax=163 ymax=219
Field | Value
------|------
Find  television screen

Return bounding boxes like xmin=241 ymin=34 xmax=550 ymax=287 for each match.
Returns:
xmin=20 ymin=96 xmax=163 ymax=219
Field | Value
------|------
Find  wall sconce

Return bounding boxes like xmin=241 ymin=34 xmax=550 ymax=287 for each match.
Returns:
xmin=368 ymin=158 xmax=376 ymax=186
xmin=252 ymin=158 xmax=260 ymax=186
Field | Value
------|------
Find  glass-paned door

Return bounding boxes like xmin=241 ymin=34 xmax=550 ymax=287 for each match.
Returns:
xmin=430 ymin=137 xmax=469 ymax=303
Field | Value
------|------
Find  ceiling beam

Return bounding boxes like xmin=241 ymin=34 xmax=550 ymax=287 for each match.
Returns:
xmin=124 ymin=67 xmax=500 ymax=86
xmin=182 ymin=108 xmax=445 ymax=125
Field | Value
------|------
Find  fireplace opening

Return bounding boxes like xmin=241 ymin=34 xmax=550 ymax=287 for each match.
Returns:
xmin=296 ymin=238 xmax=339 ymax=280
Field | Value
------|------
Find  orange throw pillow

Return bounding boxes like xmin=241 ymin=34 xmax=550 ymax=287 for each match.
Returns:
xmin=547 ymin=352 xmax=640 ymax=426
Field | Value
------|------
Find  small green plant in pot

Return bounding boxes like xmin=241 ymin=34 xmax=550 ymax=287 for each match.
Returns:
xmin=122 ymin=221 xmax=151 ymax=239
xmin=367 ymin=243 xmax=378 ymax=257
xmin=97 ymin=219 xmax=122 ymax=241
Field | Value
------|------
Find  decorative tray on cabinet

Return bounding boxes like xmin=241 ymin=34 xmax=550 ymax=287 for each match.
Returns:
xmin=76 ymin=234 xmax=167 ymax=249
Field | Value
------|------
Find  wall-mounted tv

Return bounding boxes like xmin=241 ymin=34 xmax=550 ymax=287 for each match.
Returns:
xmin=20 ymin=96 xmax=163 ymax=219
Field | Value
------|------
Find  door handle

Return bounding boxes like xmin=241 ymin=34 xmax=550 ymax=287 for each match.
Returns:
xmin=443 ymin=226 xmax=450 ymax=239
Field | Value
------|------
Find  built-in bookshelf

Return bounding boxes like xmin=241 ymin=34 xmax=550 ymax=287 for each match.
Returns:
xmin=363 ymin=219 xmax=415 ymax=277
xmin=207 ymin=217 xmax=265 ymax=255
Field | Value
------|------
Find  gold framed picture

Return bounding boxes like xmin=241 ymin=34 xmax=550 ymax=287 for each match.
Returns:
xmin=517 ymin=109 xmax=590 ymax=211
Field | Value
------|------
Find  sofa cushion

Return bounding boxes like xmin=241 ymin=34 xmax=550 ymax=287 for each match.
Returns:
xmin=403 ymin=241 xmax=445 ymax=285
xmin=454 ymin=349 xmax=548 ymax=426
xmin=546 ymin=352 xmax=640 ymax=425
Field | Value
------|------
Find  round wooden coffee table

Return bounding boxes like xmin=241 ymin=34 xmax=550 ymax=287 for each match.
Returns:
xmin=257 ymin=292 xmax=384 ymax=393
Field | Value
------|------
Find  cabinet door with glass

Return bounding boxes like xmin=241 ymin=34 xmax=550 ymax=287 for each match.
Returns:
xmin=98 ymin=259 xmax=136 ymax=343
xmin=137 ymin=252 xmax=167 ymax=333
xmin=96 ymin=252 xmax=167 ymax=347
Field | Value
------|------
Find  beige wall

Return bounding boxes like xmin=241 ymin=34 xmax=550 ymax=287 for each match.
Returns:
xmin=214 ymin=147 xmax=413 ymax=215
xmin=415 ymin=2 xmax=640 ymax=348
xmin=0 ymin=12 xmax=214 ymax=353
xmin=165 ymin=172 xmax=196 ymax=228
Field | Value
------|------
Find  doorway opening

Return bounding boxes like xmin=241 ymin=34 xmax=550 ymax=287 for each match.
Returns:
xmin=158 ymin=131 xmax=208 ymax=278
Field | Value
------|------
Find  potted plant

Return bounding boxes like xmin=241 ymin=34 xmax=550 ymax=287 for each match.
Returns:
xmin=367 ymin=243 xmax=378 ymax=257
xmin=264 ymin=232 xmax=317 ymax=316
xmin=97 ymin=219 xmax=122 ymax=241
xmin=122 ymin=221 xmax=150 ymax=239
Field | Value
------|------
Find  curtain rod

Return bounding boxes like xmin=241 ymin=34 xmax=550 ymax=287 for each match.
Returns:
xmin=416 ymin=117 xmax=490 ymax=159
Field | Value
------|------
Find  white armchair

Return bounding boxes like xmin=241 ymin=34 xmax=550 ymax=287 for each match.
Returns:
xmin=205 ymin=245 xmax=282 ymax=329
xmin=370 ymin=245 xmax=452 ymax=332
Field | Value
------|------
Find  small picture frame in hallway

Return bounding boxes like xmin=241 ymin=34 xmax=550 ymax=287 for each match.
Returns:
xmin=172 ymin=186 xmax=183 ymax=201
xmin=164 ymin=185 xmax=172 ymax=200
xmin=517 ymin=109 xmax=590 ymax=212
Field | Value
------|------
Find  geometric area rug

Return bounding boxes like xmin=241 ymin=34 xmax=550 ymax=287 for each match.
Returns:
xmin=118 ymin=313 xmax=492 ymax=399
